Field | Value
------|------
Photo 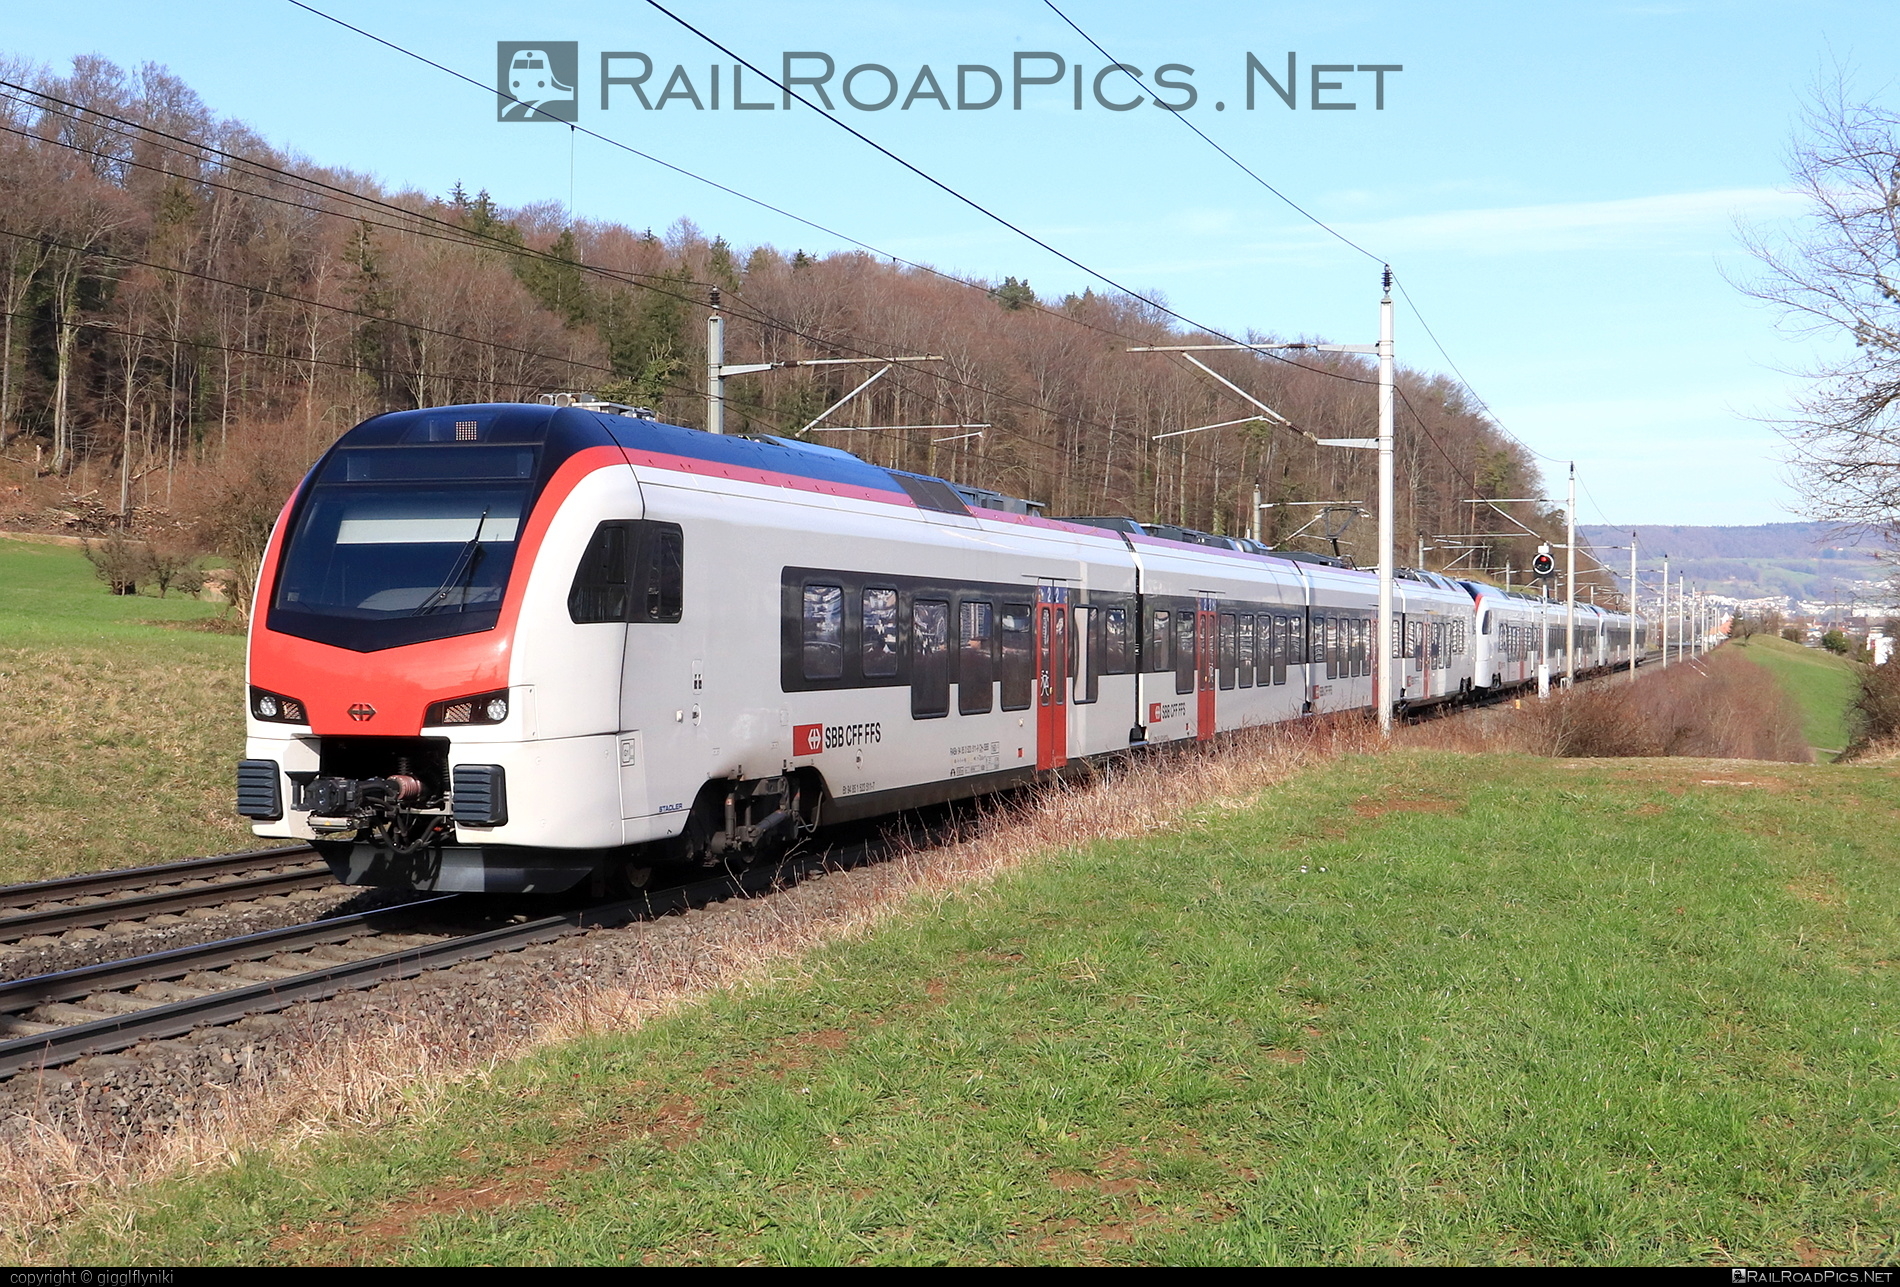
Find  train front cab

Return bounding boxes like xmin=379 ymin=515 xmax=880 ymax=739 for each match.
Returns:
xmin=239 ymin=403 xmax=676 ymax=893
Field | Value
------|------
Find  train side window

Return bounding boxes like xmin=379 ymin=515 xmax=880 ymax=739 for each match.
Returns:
xmin=1218 ymin=613 xmax=1237 ymax=690
xmin=1104 ymin=607 xmax=1130 ymax=674
xmin=999 ymin=603 xmax=1033 ymax=710
xmin=1356 ymin=618 xmax=1370 ymax=677
xmin=1238 ymin=614 xmax=1255 ymax=688
xmin=1479 ymin=610 xmax=1491 ymax=635
xmin=862 ymin=588 xmax=900 ymax=677
xmin=1175 ymin=611 xmax=1197 ymax=695
xmin=1073 ymin=606 xmax=1098 ymax=704
xmin=642 ymin=524 xmax=684 ymax=622
xmin=1316 ymin=616 xmax=1332 ymax=680
xmin=802 ymin=584 xmax=844 ymax=680
xmin=911 ymin=599 xmax=951 ymax=718
xmin=1147 ymin=609 xmax=1171 ymax=673
xmin=568 ymin=521 xmax=631 ymax=623
xmin=1272 ymin=615 xmax=1289 ymax=685
xmin=958 ymin=599 xmax=995 ymax=715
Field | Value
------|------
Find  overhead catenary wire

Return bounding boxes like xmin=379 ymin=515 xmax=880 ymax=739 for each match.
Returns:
xmin=1043 ymin=2 xmax=1574 ymax=475
xmin=1041 ymin=0 xmax=1384 ymax=266
xmin=279 ymin=1 xmax=1376 ymax=394
xmin=0 ymin=86 xmax=1187 ymax=477
xmin=6 ymin=53 xmax=1377 ymax=484
xmin=10 ymin=18 xmax=1473 ymax=524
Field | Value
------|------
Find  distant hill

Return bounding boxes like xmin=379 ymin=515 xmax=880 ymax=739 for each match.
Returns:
xmin=1577 ymin=522 xmax=1891 ymax=607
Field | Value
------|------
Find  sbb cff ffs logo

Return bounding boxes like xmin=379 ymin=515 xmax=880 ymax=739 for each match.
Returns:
xmin=791 ymin=722 xmax=884 ymax=755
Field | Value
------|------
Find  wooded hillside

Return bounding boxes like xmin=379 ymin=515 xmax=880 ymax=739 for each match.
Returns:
xmin=0 ymin=55 xmax=1606 ymax=595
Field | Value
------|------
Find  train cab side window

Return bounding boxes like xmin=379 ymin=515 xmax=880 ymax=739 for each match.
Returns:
xmin=1147 ymin=609 xmax=1171 ymax=673
xmin=958 ymin=599 xmax=995 ymax=715
xmin=1479 ymin=610 xmax=1491 ymax=636
xmin=862 ymin=588 xmax=900 ymax=677
xmin=642 ymin=525 xmax=684 ymax=622
xmin=999 ymin=603 xmax=1033 ymax=710
xmin=1103 ymin=607 xmax=1130 ymax=674
xmin=802 ymin=584 xmax=845 ymax=680
xmin=569 ymin=522 xmax=632 ymax=623
xmin=911 ymin=599 xmax=951 ymax=718
xmin=570 ymin=520 xmax=682 ymax=624
xmin=1175 ymin=611 xmax=1197 ymax=695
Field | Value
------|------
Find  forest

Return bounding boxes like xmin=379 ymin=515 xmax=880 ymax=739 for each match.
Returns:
xmin=0 ymin=55 xmax=1607 ymax=613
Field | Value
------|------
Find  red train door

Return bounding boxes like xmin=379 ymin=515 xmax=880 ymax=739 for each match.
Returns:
xmin=1196 ymin=606 xmax=1216 ymax=742
xmin=1036 ymin=600 xmax=1069 ymax=770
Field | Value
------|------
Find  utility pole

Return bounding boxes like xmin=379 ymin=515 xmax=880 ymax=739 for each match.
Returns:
xmin=706 ymin=288 xmax=725 ymax=435
xmin=1127 ymin=265 xmax=1396 ymax=735
xmin=1678 ymin=573 xmax=1686 ymax=664
xmin=1564 ymin=462 xmax=1576 ymax=687
xmin=1376 ymin=268 xmax=1396 ymax=735
xmin=1660 ymin=554 xmax=1669 ymax=669
xmin=1629 ymin=533 xmax=1638 ymax=681
xmin=1251 ymin=483 xmax=1262 ymax=543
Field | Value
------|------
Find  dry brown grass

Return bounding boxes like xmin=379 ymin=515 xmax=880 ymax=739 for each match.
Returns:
xmin=1840 ymin=735 xmax=1900 ymax=765
xmin=0 ymin=643 xmax=260 ymax=884
xmin=1405 ymin=650 xmax=1813 ymax=763
xmin=0 ymin=717 xmax=1377 ymax=1252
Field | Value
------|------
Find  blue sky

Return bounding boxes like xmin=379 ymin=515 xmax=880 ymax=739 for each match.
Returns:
xmin=8 ymin=1 xmax=1893 ymax=525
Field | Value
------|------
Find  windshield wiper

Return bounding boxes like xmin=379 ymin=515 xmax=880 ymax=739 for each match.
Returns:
xmin=415 ymin=508 xmax=489 ymax=615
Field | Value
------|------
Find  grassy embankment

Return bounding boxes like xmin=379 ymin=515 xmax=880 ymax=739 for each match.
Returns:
xmin=0 ymin=537 xmax=256 ymax=883
xmin=50 ymin=748 xmax=1899 ymax=1266
xmin=1728 ymin=635 xmax=1861 ymax=761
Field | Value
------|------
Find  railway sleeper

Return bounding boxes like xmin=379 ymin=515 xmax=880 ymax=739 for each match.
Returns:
xmin=62 ymin=992 xmax=151 ymax=1015
xmin=30 ymin=1002 xmax=127 ymax=1027
xmin=135 ymin=980 xmax=213 ymax=1002
xmin=224 ymin=960 xmax=306 ymax=981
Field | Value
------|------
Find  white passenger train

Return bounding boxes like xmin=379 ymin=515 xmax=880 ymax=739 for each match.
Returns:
xmin=237 ymin=402 xmax=1648 ymax=893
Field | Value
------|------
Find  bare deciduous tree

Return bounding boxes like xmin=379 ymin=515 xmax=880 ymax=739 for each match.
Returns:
xmin=1740 ymin=81 xmax=1900 ymax=544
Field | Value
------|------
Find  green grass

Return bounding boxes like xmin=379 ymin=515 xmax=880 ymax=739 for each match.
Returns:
xmin=1731 ymin=636 xmax=1861 ymax=758
xmin=51 ymin=750 xmax=1900 ymax=1265
xmin=0 ymin=537 xmax=256 ymax=882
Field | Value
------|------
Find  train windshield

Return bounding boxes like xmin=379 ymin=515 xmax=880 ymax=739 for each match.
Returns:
xmin=270 ymin=444 xmax=540 ymax=651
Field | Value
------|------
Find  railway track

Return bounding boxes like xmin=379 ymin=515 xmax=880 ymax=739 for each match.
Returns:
xmin=0 ymin=846 xmax=333 ymax=942
xmin=0 ymin=668 xmax=1657 ymax=1081
xmin=0 ymin=848 xmax=851 ymax=1080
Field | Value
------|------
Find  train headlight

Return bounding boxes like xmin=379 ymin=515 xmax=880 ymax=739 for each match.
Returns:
xmin=249 ymin=686 xmax=307 ymax=724
xmin=424 ymin=689 xmax=511 ymax=726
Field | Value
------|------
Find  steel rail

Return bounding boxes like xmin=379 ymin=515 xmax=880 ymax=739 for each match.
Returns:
xmin=0 ymin=850 xmax=846 ymax=1078
xmin=0 ymin=845 xmax=318 ymax=908
xmin=0 ymin=864 xmax=335 ymax=941
xmin=0 ymin=896 xmax=461 ymax=1013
